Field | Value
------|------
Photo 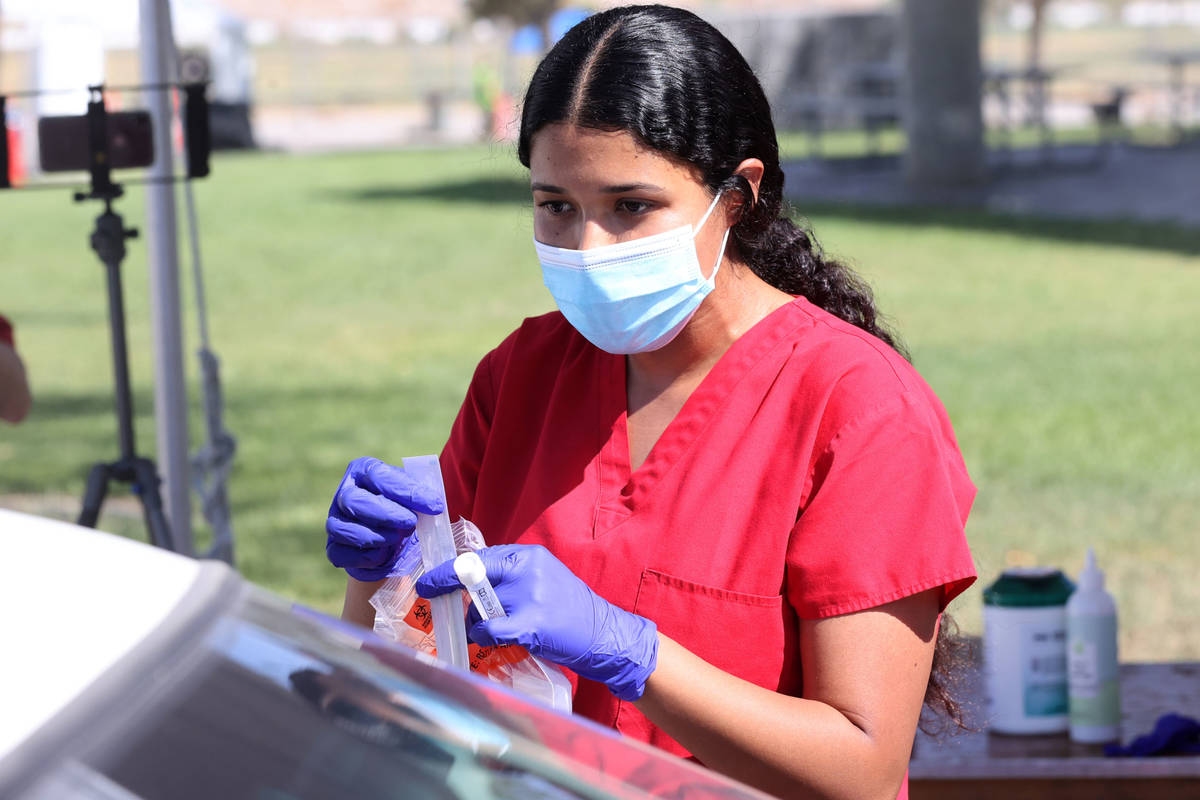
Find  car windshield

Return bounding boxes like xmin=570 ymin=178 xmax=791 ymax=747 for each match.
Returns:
xmin=9 ymin=585 xmax=760 ymax=800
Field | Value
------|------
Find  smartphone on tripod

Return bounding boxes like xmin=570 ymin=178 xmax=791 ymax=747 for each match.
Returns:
xmin=38 ymin=110 xmax=155 ymax=173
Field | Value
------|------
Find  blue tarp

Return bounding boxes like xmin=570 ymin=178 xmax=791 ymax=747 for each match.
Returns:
xmin=510 ymin=7 xmax=591 ymax=54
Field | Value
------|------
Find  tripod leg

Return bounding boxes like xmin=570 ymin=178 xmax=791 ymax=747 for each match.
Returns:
xmin=78 ymin=463 xmax=112 ymax=528
xmin=132 ymin=458 xmax=175 ymax=552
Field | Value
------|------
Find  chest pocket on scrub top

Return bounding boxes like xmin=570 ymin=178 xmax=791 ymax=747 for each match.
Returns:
xmin=615 ymin=568 xmax=798 ymax=759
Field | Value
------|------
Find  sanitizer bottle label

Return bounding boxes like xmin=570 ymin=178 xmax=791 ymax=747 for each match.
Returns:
xmin=1069 ymin=616 xmax=1120 ymax=724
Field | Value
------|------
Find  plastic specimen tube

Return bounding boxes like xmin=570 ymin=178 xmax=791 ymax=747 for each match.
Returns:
xmin=454 ymin=551 xmax=573 ymax=711
xmin=454 ymin=551 xmax=505 ymax=621
xmin=401 ymin=454 xmax=470 ymax=670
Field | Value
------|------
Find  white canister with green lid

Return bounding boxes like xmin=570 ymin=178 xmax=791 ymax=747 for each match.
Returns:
xmin=983 ymin=567 xmax=1075 ymax=734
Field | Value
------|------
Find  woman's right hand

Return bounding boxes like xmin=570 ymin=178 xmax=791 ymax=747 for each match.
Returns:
xmin=325 ymin=456 xmax=445 ymax=581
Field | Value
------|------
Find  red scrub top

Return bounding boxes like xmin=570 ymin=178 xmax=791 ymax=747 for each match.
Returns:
xmin=439 ymin=296 xmax=976 ymax=767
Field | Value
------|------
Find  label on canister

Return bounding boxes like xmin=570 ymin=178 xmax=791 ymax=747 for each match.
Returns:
xmin=982 ymin=568 xmax=1075 ymax=735
xmin=1019 ymin=622 xmax=1068 ymax=716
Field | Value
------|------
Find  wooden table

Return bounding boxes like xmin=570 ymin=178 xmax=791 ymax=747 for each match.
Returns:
xmin=909 ymin=645 xmax=1200 ymax=800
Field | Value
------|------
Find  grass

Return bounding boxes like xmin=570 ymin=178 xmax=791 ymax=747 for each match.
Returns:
xmin=1 ymin=144 xmax=1197 ymax=661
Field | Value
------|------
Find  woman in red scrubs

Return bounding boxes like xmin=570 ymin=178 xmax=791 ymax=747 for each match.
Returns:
xmin=327 ymin=6 xmax=976 ymax=798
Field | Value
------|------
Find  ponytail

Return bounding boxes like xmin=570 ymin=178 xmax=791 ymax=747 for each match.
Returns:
xmin=720 ymin=174 xmax=909 ymax=360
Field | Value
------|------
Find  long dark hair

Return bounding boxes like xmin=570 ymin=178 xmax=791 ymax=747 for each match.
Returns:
xmin=518 ymin=4 xmax=967 ymax=729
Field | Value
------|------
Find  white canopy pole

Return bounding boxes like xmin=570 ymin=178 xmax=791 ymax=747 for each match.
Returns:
xmin=138 ymin=0 xmax=194 ymax=555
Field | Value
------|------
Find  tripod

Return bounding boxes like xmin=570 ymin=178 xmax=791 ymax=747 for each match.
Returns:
xmin=75 ymin=185 xmax=175 ymax=551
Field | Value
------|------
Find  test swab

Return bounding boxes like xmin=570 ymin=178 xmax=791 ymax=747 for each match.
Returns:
xmin=454 ymin=550 xmax=574 ymax=712
xmin=454 ymin=551 xmax=506 ymax=621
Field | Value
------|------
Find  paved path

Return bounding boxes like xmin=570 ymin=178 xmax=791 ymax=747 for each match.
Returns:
xmin=782 ymin=142 xmax=1200 ymax=228
xmin=253 ymin=102 xmax=491 ymax=153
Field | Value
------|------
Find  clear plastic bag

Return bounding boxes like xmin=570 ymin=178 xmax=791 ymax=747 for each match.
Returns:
xmin=370 ymin=518 xmax=572 ymax=713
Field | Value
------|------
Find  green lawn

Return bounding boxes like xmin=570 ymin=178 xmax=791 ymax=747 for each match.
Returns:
xmin=1 ymin=145 xmax=1197 ymax=661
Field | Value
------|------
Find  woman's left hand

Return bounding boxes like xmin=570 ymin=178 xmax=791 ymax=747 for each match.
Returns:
xmin=416 ymin=544 xmax=658 ymax=700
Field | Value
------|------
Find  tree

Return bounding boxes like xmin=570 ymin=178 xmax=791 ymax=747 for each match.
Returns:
xmin=1026 ymin=0 xmax=1049 ymax=127
xmin=469 ymin=0 xmax=561 ymax=54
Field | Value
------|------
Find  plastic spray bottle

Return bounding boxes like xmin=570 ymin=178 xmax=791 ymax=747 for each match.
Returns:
xmin=1066 ymin=548 xmax=1121 ymax=743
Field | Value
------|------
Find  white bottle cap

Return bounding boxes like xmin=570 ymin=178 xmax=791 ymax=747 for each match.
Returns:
xmin=453 ymin=551 xmax=488 ymax=590
xmin=1078 ymin=547 xmax=1105 ymax=592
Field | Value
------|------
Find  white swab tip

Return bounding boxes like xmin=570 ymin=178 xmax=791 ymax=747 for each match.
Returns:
xmin=453 ymin=551 xmax=488 ymax=588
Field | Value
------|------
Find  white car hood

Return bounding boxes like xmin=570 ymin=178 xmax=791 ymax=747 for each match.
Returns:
xmin=0 ymin=510 xmax=204 ymax=759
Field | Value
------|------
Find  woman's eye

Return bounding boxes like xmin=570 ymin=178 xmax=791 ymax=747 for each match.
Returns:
xmin=617 ymin=199 xmax=652 ymax=215
xmin=538 ymin=200 xmax=571 ymax=215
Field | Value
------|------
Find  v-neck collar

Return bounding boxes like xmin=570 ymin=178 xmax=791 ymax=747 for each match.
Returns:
xmin=592 ymin=298 xmax=808 ymax=537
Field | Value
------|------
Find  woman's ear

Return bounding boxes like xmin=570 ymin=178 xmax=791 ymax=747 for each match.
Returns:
xmin=728 ymin=157 xmax=765 ymax=221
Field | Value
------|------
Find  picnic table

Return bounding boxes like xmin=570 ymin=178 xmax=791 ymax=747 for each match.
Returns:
xmin=1138 ymin=48 xmax=1200 ymax=140
xmin=909 ymin=639 xmax=1200 ymax=799
xmin=777 ymin=60 xmax=902 ymax=161
xmin=984 ymin=65 xmax=1068 ymax=156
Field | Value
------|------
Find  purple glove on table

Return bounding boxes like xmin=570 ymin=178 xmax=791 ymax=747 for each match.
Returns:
xmin=325 ymin=456 xmax=444 ymax=581
xmin=416 ymin=544 xmax=659 ymax=701
xmin=1105 ymin=713 xmax=1200 ymax=757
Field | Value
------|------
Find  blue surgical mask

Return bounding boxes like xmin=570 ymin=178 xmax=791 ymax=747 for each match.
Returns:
xmin=534 ymin=192 xmax=730 ymax=354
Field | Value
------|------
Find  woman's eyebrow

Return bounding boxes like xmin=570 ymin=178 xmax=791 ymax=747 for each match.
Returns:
xmin=530 ymin=182 xmax=667 ymax=194
xmin=602 ymin=182 xmax=665 ymax=193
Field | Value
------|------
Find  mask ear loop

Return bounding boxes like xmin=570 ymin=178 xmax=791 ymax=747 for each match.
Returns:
xmin=706 ymin=227 xmax=732 ymax=285
xmin=693 ymin=190 xmax=725 ymax=236
xmin=694 ymin=190 xmax=731 ymax=284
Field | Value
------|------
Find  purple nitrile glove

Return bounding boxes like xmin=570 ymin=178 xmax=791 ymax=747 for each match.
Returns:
xmin=416 ymin=544 xmax=659 ymax=701
xmin=325 ymin=456 xmax=445 ymax=581
xmin=1104 ymin=713 xmax=1200 ymax=757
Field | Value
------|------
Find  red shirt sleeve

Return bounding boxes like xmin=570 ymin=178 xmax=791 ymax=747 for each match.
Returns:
xmin=786 ymin=389 xmax=977 ymax=619
xmin=0 ymin=315 xmax=13 ymax=348
xmin=439 ymin=329 xmax=518 ymax=523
